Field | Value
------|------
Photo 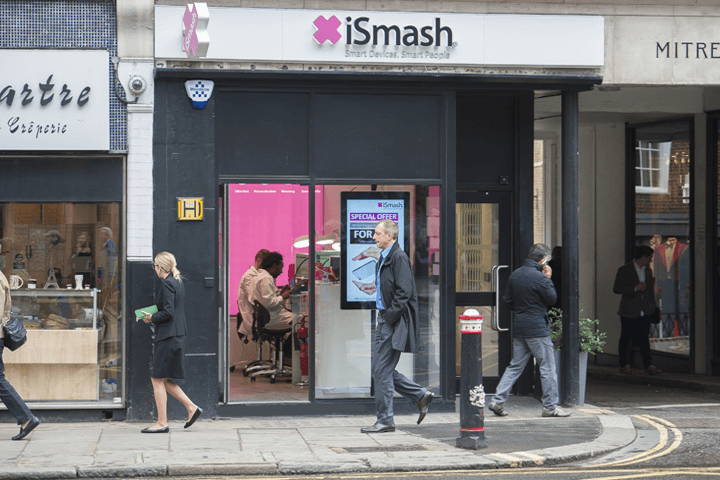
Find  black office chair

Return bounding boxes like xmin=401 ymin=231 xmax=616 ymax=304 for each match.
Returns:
xmin=228 ymin=301 xmax=273 ymax=376
xmin=250 ymin=300 xmax=292 ymax=383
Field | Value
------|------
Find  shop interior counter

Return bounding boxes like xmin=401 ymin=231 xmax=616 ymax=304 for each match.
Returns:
xmin=5 ymin=289 xmax=100 ymax=401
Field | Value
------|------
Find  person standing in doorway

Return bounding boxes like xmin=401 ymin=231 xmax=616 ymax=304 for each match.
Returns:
xmin=613 ymin=245 xmax=662 ymax=375
xmin=0 ymin=270 xmax=40 ymax=440
xmin=140 ymin=252 xmax=202 ymax=433
xmin=361 ymin=219 xmax=434 ymax=434
xmin=487 ymin=243 xmax=570 ymax=418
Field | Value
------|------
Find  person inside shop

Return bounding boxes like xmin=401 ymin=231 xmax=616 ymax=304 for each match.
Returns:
xmin=97 ymin=227 xmax=117 ymax=291
xmin=237 ymin=249 xmax=270 ymax=341
xmin=361 ymin=219 xmax=433 ymax=434
xmin=140 ymin=251 xmax=202 ymax=433
xmin=72 ymin=231 xmax=94 ymax=288
xmin=613 ymin=245 xmax=662 ymax=376
xmin=249 ymin=251 xmax=296 ymax=360
xmin=0 ymin=269 xmax=41 ymax=440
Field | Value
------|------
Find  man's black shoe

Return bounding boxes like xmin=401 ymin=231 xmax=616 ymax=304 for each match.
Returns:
xmin=360 ymin=422 xmax=395 ymax=434
xmin=12 ymin=415 xmax=40 ymax=441
xmin=416 ymin=390 xmax=435 ymax=425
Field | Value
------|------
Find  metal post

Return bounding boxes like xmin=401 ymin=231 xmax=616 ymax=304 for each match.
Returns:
xmin=456 ymin=310 xmax=487 ymax=450
xmin=561 ymin=90 xmax=580 ymax=405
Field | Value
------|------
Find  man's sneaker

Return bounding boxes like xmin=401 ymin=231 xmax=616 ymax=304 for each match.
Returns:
xmin=542 ymin=407 xmax=571 ymax=417
xmin=646 ymin=365 xmax=662 ymax=375
xmin=487 ymin=401 xmax=508 ymax=417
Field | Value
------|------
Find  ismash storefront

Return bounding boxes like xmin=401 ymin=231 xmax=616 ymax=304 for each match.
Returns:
xmin=146 ymin=4 xmax=603 ymax=418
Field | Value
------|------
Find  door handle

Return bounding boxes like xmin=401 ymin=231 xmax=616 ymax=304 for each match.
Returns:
xmin=492 ymin=265 xmax=509 ymax=331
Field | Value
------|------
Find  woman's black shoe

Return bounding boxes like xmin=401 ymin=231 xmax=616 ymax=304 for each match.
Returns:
xmin=141 ymin=426 xmax=169 ymax=433
xmin=12 ymin=415 xmax=40 ymax=441
xmin=184 ymin=407 xmax=203 ymax=429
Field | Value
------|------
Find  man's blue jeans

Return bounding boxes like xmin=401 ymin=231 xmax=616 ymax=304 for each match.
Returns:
xmin=492 ymin=336 xmax=559 ymax=411
xmin=0 ymin=339 xmax=33 ymax=425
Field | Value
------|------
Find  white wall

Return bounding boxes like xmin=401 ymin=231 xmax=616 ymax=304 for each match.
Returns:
xmin=117 ymin=0 xmax=155 ymax=261
xmin=584 ymin=123 xmax=626 ymax=359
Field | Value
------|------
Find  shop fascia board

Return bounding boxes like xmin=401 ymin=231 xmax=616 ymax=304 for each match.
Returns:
xmin=154 ymin=66 xmax=602 ymax=91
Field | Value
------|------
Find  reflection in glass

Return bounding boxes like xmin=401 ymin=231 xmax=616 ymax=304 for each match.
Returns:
xmin=633 ymin=122 xmax=691 ymax=356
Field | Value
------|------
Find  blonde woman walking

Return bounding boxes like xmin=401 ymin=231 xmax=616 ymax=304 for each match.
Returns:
xmin=140 ymin=252 xmax=202 ymax=433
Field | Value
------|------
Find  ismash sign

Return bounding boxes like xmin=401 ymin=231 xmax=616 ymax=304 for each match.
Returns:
xmin=155 ymin=6 xmax=604 ymax=68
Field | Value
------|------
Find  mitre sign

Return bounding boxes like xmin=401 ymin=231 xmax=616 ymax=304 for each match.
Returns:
xmin=182 ymin=3 xmax=210 ymax=58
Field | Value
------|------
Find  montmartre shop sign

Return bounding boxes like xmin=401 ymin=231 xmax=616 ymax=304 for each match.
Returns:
xmin=0 ymin=50 xmax=109 ymax=151
xmin=156 ymin=6 xmax=605 ymax=68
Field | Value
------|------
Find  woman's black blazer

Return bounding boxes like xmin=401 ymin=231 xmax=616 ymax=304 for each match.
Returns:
xmin=151 ymin=276 xmax=187 ymax=341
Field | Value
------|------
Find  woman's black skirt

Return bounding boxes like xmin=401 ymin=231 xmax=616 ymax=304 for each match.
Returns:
xmin=152 ymin=336 xmax=186 ymax=379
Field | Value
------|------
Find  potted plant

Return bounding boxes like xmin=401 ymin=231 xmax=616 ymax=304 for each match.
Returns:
xmin=548 ymin=308 xmax=607 ymax=405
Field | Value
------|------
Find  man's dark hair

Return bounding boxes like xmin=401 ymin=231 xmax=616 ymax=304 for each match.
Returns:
xmin=260 ymin=252 xmax=283 ymax=271
xmin=528 ymin=243 xmax=552 ymax=262
xmin=633 ymin=245 xmax=654 ymax=260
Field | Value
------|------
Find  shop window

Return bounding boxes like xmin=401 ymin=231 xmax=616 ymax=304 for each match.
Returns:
xmin=314 ymin=185 xmax=441 ymax=399
xmin=225 ymin=184 xmax=440 ymax=402
xmin=0 ymin=202 xmax=122 ymax=404
xmin=630 ymin=121 xmax=692 ymax=357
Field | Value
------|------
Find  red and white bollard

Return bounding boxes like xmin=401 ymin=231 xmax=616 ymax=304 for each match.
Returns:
xmin=456 ymin=309 xmax=487 ymax=449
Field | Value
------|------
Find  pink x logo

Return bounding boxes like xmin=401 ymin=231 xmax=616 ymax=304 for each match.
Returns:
xmin=183 ymin=3 xmax=210 ymax=58
xmin=313 ymin=15 xmax=342 ymax=45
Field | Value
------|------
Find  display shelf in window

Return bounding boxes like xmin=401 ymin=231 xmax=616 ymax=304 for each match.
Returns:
xmin=10 ymin=288 xmax=99 ymax=330
xmin=5 ymin=289 xmax=101 ymax=401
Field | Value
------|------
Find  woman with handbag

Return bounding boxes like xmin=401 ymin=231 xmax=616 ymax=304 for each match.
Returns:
xmin=0 ymin=270 xmax=40 ymax=440
xmin=139 ymin=252 xmax=202 ymax=433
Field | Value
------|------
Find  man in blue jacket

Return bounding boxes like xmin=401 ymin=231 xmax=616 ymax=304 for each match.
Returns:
xmin=361 ymin=219 xmax=434 ymax=434
xmin=487 ymin=243 xmax=570 ymax=417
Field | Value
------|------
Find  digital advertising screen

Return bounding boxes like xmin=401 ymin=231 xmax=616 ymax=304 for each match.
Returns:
xmin=340 ymin=191 xmax=410 ymax=310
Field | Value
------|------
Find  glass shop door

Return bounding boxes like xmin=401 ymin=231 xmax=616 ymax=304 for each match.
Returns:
xmin=455 ymin=191 xmax=512 ymax=393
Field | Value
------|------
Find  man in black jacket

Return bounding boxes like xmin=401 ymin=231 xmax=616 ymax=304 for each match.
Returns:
xmin=487 ymin=243 xmax=570 ymax=418
xmin=361 ymin=220 xmax=434 ymax=434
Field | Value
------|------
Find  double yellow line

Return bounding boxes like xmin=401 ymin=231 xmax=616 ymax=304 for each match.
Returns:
xmin=590 ymin=414 xmax=682 ymax=467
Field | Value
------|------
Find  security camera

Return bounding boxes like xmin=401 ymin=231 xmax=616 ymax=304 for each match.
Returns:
xmin=128 ymin=76 xmax=146 ymax=95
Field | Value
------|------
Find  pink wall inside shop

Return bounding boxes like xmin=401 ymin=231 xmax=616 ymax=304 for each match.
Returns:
xmin=228 ymin=184 xmax=323 ymax=315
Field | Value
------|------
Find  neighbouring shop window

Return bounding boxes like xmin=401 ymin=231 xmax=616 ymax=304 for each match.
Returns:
xmin=0 ymin=202 xmax=122 ymax=404
xmin=632 ymin=121 xmax=692 ymax=357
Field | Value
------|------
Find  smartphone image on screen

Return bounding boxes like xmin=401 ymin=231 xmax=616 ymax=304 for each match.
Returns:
xmin=352 ymin=259 xmax=377 ymax=284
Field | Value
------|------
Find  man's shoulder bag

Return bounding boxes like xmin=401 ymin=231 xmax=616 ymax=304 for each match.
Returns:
xmin=3 ymin=314 xmax=27 ymax=351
